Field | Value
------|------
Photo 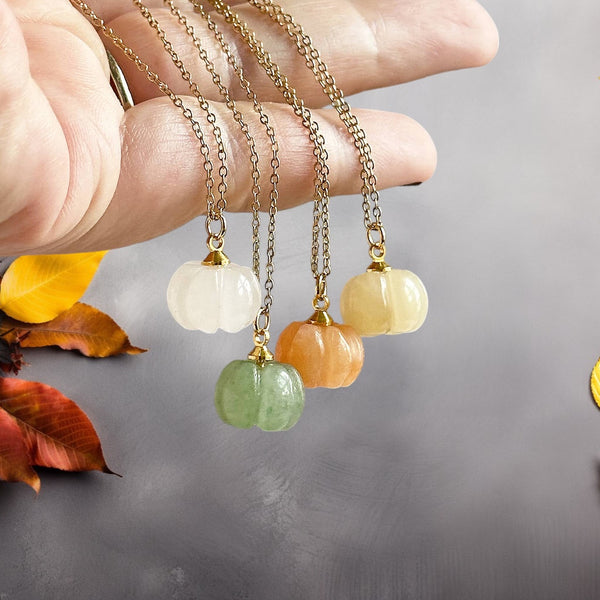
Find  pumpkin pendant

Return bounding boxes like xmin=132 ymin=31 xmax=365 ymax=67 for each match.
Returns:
xmin=214 ymin=345 xmax=305 ymax=431
xmin=340 ymin=260 xmax=428 ymax=337
xmin=275 ymin=308 xmax=364 ymax=388
xmin=167 ymin=249 xmax=261 ymax=333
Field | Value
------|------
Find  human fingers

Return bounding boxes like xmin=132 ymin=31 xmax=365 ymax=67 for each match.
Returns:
xmin=0 ymin=0 xmax=81 ymax=251
xmin=39 ymin=98 xmax=436 ymax=252
xmin=92 ymin=0 xmax=498 ymax=106
xmin=84 ymin=0 xmax=161 ymax=23
xmin=0 ymin=0 xmax=125 ymax=255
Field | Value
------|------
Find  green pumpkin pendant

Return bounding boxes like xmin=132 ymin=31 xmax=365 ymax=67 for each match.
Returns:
xmin=214 ymin=343 xmax=305 ymax=431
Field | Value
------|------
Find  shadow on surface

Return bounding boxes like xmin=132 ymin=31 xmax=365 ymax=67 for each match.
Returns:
xmin=0 ymin=480 xmax=33 ymax=508
xmin=34 ymin=467 xmax=98 ymax=485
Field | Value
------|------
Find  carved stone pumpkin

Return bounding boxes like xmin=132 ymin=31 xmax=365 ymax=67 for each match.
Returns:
xmin=340 ymin=267 xmax=428 ymax=337
xmin=214 ymin=359 xmax=305 ymax=431
xmin=167 ymin=251 xmax=261 ymax=333
xmin=275 ymin=311 xmax=364 ymax=388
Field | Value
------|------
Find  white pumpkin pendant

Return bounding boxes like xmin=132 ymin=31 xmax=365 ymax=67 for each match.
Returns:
xmin=167 ymin=249 xmax=261 ymax=333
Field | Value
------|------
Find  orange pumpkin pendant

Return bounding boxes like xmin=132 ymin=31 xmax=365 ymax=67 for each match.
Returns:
xmin=275 ymin=308 xmax=364 ymax=389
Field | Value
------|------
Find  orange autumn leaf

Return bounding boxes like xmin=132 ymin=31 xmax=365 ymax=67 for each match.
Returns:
xmin=0 ymin=378 xmax=115 ymax=476
xmin=1 ymin=303 xmax=146 ymax=358
xmin=0 ymin=408 xmax=40 ymax=492
xmin=0 ymin=252 xmax=107 ymax=323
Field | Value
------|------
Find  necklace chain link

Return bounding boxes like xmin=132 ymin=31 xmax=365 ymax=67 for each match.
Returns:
xmin=132 ymin=0 xmax=230 ymax=241
xmin=71 ymin=0 xmax=281 ymax=331
xmin=199 ymin=0 xmax=332 ymax=290
xmin=248 ymin=0 xmax=387 ymax=261
xmin=187 ymin=0 xmax=280 ymax=328
xmin=70 ymin=0 xmax=226 ymax=243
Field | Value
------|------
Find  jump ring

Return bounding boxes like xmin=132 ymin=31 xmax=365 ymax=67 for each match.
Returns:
xmin=254 ymin=308 xmax=271 ymax=334
xmin=368 ymin=245 xmax=386 ymax=261
xmin=366 ymin=222 xmax=386 ymax=248
xmin=312 ymin=295 xmax=330 ymax=311
xmin=253 ymin=329 xmax=270 ymax=347
xmin=207 ymin=236 xmax=225 ymax=251
xmin=205 ymin=215 xmax=227 ymax=239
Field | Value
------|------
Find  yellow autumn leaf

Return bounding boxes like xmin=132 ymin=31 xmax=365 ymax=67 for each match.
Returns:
xmin=0 ymin=252 xmax=107 ymax=323
xmin=591 ymin=358 xmax=600 ymax=409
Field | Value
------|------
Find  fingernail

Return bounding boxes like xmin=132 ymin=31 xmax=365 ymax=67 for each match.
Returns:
xmin=402 ymin=182 xmax=422 ymax=187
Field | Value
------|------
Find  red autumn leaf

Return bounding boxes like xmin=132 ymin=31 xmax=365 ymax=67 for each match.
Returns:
xmin=0 ymin=378 xmax=115 ymax=475
xmin=0 ymin=302 xmax=146 ymax=358
xmin=0 ymin=408 xmax=40 ymax=492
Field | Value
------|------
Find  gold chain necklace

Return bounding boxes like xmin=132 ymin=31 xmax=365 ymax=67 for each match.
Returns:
xmin=72 ymin=0 xmax=305 ymax=430
xmin=203 ymin=0 xmax=365 ymax=388
xmin=246 ymin=0 xmax=429 ymax=342
xmin=196 ymin=0 xmax=332 ymax=312
xmin=70 ymin=1 xmax=222 ymax=233
xmin=70 ymin=0 xmax=428 ymax=429
xmin=186 ymin=0 xmax=281 ymax=333
xmin=73 ymin=0 xmax=264 ymax=336
xmin=248 ymin=0 xmax=386 ymax=259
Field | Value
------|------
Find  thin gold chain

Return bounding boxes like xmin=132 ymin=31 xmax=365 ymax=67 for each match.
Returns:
xmin=128 ymin=0 xmax=280 ymax=333
xmin=190 ymin=1 xmax=280 ymax=325
xmin=197 ymin=0 xmax=332 ymax=302
xmin=248 ymin=0 xmax=387 ymax=261
xmin=130 ymin=0 xmax=232 ymax=245
xmin=69 ymin=0 xmax=231 ymax=248
xmin=69 ymin=2 xmax=218 ymax=218
xmin=159 ymin=0 xmax=265 ymax=278
xmin=71 ymin=0 xmax=281 ymax=335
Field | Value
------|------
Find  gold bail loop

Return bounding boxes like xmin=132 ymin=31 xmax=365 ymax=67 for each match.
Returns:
xmin=368 ymin=244 xmax=387 ymax=262
xmin=312 ymin=295 xmax=331 ymax=312
xmin=253 ymin=308 xmax=271 ymax=339
xmin=310 ymin=272 xmax=332 ymax=322
xmin=366 ymin=222 xmax=386 ymax=262
xmin=366 ymin=222 xmax=391 ymax=270
xmin=207 ymin=236 xmax=225 ymax=252
xmin=205 ymin=215 xmax=227 ymax=252
xmin=312 ymin=273 xmax=330 ymax=312
xmin=249 ymin=309 xmax=274 ymax=365
xmin=315 ymin=273 xmax=327 ymax=299
xmin=253 ymin=329 xmax=271 ymax=347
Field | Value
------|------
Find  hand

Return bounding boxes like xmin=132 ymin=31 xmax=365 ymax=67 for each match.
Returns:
xmin=0 ymin=0 xmax=498 ymax=255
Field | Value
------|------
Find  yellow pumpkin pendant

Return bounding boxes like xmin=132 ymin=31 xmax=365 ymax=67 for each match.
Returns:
xmin=340 ymin=260 xmax=428 ymax=337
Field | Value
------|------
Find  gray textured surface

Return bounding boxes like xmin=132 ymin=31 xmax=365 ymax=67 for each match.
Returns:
xmin=3 ymin=1 xmax=600 ymax=598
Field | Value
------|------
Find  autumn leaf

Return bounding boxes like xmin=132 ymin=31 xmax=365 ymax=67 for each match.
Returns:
xmin=0 ymin=252 xmax=107 ymax=323
xmin=0 ymin=408 xmax=40 ymax=492
xmin=0 ymin=378 xmax=115 ymax=476
xmin=0 ymin=303 xmax=146 ymax=358
xmin=591 ymin=358 xmax=600 ymax=408
xmin=0 ymin=337 xmax=27 ymax=375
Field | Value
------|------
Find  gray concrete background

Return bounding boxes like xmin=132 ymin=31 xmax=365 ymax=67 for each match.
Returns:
xmin=3 ymin=0 xmax=600 ymax=598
